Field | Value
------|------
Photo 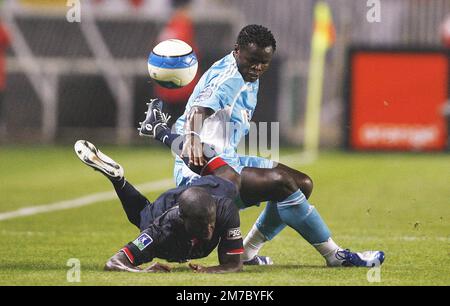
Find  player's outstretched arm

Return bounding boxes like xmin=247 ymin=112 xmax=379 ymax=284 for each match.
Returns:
xmin=138 ymin=100 xmax=215 ymax=172
xmin=182 ymin=106 xmax=215 ymax=167
xmin=105 ymin=228 xmax=171 ymax=273
xmin=104 ymin=251 xmax=142 ymax=273
xmin=104 ymin=250 xmax=171 ymax=273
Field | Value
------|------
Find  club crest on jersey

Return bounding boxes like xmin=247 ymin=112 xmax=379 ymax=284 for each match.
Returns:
xmin=133 ymin=233 xmax=153 ymax=251
xmin=194 ymin=87 xmax=213 ymax=104
xmin=226 ymin=228 xmax=242 ymax=240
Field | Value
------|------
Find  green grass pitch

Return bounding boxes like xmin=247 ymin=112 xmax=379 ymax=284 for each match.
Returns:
xmin=0 ymin=145 xmax=449 ymax=286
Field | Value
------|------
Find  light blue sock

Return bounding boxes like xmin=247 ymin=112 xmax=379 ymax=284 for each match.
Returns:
xmin=276 ymin=190 xmax=331 ymax=244
xmin=255 ymin=201 xmax=287 ymax=240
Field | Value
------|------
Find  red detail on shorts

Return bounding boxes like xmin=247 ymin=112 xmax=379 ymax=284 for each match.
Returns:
xmin=201 ymin=157 xmax=228 ymax=176
xmin=226 ymin=248 xmax=245 ymax=255
xmin=121 ymin=247 xmax=135 ymax=264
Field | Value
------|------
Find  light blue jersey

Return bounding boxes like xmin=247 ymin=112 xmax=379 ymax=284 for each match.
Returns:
xmin=173 ymin=49 xmax=336 ymax=251
xmin=174 ymin=52 xmax=273 ymax=187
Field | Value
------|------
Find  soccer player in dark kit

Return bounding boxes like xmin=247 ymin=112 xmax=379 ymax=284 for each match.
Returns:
xmin=75 ymin=140 xmax=244 ymax=273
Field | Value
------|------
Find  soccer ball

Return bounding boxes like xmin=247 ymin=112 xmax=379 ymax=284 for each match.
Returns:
xmin=147 ymin=39 xmax=198 ymax=89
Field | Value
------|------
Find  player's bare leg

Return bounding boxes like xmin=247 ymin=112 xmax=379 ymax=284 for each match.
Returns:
xmin=239 ymin=166 xmax=384 ymax=267
xmin=242 ymin=163 xmax=314 ymax=263
xmin=274 ymin=163 xmax=314 ymax=199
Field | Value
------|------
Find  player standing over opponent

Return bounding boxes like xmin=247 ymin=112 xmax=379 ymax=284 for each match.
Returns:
xmin=139 ymin=24 xmax=385 ymax=267
xmin=163 ymin=23 xmax=371 ymax=266
xmin=139 ymin=99 xmax=385 ymax=268
xmin=174 ymin=24 xmax=293 ymax=265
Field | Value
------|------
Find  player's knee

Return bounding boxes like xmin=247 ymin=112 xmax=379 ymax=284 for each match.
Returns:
xmin=270 ymin=169 xmax=298 ymax=200
xmin=299 ymin=174 xmax=314 ymax=199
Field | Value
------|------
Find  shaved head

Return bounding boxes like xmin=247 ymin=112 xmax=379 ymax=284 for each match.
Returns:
xmin=178 ymin=187 xmax=216 ymax=240
xmin=179 ymin=187 xmax=215 ymax=218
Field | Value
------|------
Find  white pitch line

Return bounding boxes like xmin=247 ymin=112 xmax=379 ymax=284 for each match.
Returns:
xmin=0 ymin=152 xmax=317 ymax=222
xmin=0 ymin=178 xmax=174 ymax=222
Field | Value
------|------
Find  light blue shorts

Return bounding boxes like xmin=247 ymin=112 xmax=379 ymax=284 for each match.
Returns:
xmin=174 ymin=154 xmax=274 ymax=187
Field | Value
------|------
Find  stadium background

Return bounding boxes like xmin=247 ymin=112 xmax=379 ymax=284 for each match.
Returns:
xmin=0 ymin=0 xmax=449 ymax=286
xmin=2 ymin=0 xmax=449 ymax=147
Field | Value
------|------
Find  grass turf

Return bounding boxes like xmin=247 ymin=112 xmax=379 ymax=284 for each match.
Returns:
xmin=0 ymin=146 xmax=449 ymax=286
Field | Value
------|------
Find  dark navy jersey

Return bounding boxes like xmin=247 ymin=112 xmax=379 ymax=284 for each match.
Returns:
xmin=123 ymin=176 xmax=243 ymax=265
xmin=139 ymin=175 xmax=238 ymax=230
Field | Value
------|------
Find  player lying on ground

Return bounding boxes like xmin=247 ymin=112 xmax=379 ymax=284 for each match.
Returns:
xmin=138 ymin=99 xmax=386 ymax=268
xmin=75 ymin=140 xmax=244 ymax=273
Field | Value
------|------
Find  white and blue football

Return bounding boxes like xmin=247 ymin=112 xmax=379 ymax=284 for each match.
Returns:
xmin=147 ymin=39 xmax=198 ymax=89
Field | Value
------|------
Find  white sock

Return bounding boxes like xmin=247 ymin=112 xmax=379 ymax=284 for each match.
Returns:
xmin=241 ymin=224 xmax=267 ymax=261
xmin=314 ymin=237 xmax=343 ymax=266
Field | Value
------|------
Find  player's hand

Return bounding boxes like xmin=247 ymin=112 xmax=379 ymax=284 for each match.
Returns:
xmin=181 ymin=134 xmax=207 ymax=167
xmin=104 ymin=251 xmax=142 ymax=273
xmin=188 ymin=263 xmax=208 ymax=273
xmin=144 ymin=262 xmax=171 ymax=273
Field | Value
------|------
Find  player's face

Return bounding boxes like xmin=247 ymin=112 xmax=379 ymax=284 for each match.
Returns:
xmin=235 ymin=43 xmax=274 ymax=83
xmin=184 ymin=214 xmax=216 ymax=241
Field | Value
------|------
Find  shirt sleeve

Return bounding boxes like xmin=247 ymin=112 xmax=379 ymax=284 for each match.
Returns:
xmin=122 ymin=226 xmax=161 ymax=266
xmin=192 ymin=76 xmax=242 ymax=112
xmin=217 ymin=200 xmax=244 ymax=256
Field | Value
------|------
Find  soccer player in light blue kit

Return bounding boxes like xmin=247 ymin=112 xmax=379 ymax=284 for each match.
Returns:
xmin=141 ymin=25 xmax=385 ymax=267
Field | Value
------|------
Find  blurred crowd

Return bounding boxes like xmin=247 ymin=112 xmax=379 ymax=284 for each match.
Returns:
xmin=0 ymin=18 xmax=10 ymax=136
